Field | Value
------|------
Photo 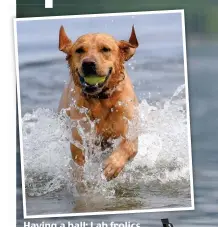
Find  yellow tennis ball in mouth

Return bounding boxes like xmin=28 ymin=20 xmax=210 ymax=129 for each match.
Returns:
xmin=84 ymin=76 xmax=106 ymax=85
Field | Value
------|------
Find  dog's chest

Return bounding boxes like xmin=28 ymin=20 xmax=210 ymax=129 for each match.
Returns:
xmin=86 ymin=100 xmax=125 ymax=139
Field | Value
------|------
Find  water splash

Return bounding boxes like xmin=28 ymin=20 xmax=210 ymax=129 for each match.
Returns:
xmin=21 ymin=85 xmax=190 ymax=198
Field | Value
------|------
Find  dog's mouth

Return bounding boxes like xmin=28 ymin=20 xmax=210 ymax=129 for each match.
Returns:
xmin=78 ymin=68 xmax=112 ymax=94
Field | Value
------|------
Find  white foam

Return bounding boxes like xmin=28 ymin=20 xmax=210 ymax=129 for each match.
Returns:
xmin=21 ymin=85 xmax=190 ymax=197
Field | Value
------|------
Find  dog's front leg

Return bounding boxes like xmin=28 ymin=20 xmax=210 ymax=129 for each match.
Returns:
xmin=70 ymin=128 xmax=85 ymax=166
xmin=103 ymin=138 xmax=138 ymax=181
xmin=69 ymin=105 xmax=88 ymax=167
xmin=70 ymin=144 xmax=85 ymax=166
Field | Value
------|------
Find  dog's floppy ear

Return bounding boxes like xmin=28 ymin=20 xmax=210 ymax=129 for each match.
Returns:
xmin=118 ymin=25 xmax=139 ymax=61
xmin=59 ymin=25 xmax=73 ymax=54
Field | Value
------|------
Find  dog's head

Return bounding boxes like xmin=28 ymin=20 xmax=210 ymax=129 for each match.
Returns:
xmin=59 ymin=25 xmax=139 ymax=96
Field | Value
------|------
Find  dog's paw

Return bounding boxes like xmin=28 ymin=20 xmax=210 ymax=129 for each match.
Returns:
xmin=103 ymin=152 xmax=128 ymax=181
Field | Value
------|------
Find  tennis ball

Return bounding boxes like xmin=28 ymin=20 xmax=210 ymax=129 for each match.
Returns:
xmin=84 ymin=76 xmax=106 ymax=85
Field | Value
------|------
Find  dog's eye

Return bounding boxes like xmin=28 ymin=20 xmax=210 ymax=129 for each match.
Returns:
xmin=101 ymin=47 xmax=111 ymax=52
xmin=75 ymin=47 xmax=85 ymax=54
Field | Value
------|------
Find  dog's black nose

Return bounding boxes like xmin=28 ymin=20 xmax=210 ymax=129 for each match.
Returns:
xmin=82 ymin=58 xmax=96 ymax=75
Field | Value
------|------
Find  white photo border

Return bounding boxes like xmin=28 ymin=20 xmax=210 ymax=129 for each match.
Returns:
xmin=14 ymin=9 xmax=195 ymax=219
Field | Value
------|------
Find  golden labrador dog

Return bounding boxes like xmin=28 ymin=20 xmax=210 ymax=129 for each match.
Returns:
xmin=58 ymin=25 xmax=139 ymax=181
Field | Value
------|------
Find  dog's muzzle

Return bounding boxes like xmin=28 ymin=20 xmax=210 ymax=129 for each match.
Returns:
xmin=79 ymin=67 xmax=112 ymax=94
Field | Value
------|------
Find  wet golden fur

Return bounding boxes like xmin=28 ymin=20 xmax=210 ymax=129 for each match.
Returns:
xmin=58 ymin=26 xmax=139 ymax=180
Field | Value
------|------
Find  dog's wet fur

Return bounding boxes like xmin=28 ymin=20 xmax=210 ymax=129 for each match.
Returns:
xmin=58 ymin=25 xmax=139 ymax=181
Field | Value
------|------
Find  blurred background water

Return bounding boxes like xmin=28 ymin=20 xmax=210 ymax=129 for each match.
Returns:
xmin=17 ymin=13 xmax=185 ymax=115
xmin=16 ymin=1 xmax=218 ymax=227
